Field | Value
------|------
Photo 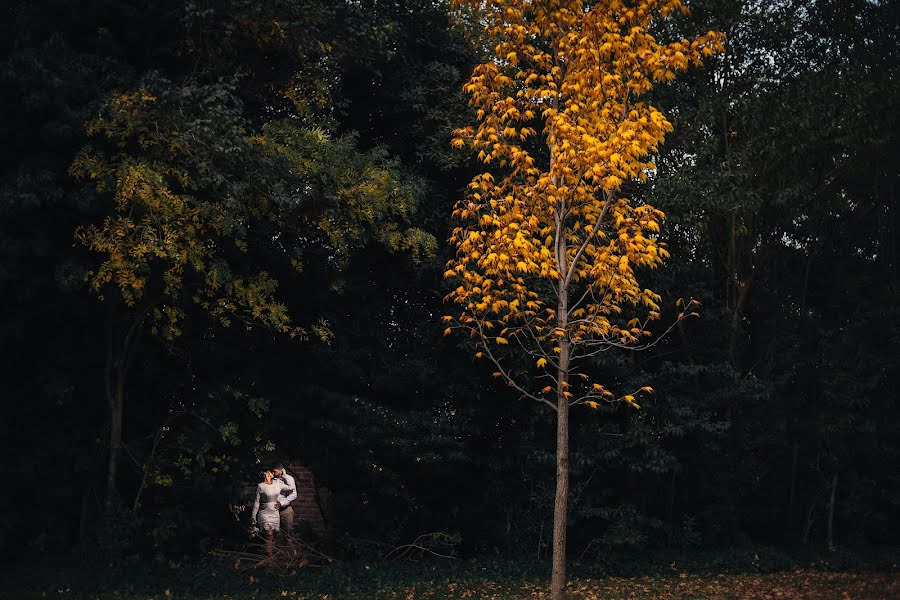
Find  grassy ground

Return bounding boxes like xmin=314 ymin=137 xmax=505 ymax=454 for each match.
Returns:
xmin=376 ymin=572 xmax=900 ymax=599
xmin=5 ymin=547 xmax=899 ymax=600
xmin=6 ymin=571 xmax=900 ymax=599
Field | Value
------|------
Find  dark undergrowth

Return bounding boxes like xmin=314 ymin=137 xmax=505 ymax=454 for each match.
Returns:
xmin=2 ymin=545 xmax=898 ymax=599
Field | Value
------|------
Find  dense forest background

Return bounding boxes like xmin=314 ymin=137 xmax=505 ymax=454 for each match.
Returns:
xmin=1 ymin=0 xmax=897 ymax=566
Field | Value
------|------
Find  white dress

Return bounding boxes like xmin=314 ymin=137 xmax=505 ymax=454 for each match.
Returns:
xmin=250 ymin=481 xmax=288 ymax=532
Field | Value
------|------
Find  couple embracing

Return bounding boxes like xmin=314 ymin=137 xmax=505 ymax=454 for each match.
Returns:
xmin=250 ymin=463 xmax=297 ymax=555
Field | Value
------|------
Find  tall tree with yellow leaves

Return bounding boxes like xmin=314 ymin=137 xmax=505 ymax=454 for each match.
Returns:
xmin=445 ymin=1 xmax=724 ymax=595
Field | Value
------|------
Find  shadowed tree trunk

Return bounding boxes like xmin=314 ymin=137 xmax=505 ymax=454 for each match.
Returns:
xmin=103 ymin=302 xmax=150 ymax=510
xmin=789 ymin=443 xmax=799 ymax=508
xmin=827 ymin=470 xmax=839 ymax=551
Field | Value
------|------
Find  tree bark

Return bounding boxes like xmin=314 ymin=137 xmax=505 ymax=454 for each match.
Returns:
xmin=789 ymin=442 xmax=800 ymax=508
xmin=668 ymin=470 xmax=677 ymax=525
xmin=826 ymin=470 xmax=839 ymax=551
xmin=727 ymin=278 xmax=750 ymax=367
xmin=802 ymin=502 xmax=815 ymax=544
xmin=132 ymin=421 xmax=165 ymax=512
xmin=103 ymin=303 xmax=149 ymax=511
xmin=551 ymin=337 xmax=570 ymax=600
xmin=550 ymin=209 xmax=570 ymax=599
xmin=104 ymin=370 xmax=124 ymax=511
xmin=103 ymin=313 xmax=122 ymax=511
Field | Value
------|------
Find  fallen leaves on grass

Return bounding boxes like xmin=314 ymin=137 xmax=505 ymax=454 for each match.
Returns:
xmin=31 ymin=569 xmax=900 ymax=599
xmin=338 ymin=571 xmax=900 ymax=600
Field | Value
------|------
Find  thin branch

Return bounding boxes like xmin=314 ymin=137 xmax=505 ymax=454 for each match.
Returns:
xmin=564 ymin=188 xmax=616 ymax=289
xmin=474 ymin=320 xmax=557 ymax=410
xmin=383 ymin=532 xmax=459 ymax=561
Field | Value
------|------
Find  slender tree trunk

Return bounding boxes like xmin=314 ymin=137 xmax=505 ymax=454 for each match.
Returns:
xmin=551 ymin=338 xmax=570 ymax=600
xmin=668 ymin=470 xmax=677 ymax=524
xmin=550 ymin=122 xmax=571 ymax=600
xmin=133 ymin=423 xmax=165 ymax=512
xmin=802 ymin=502 xmax=816 ymax=544
xmin=550 ymin=159 xmax=569 ymax=598
xmin=103 ymin=303 xmax=149 ymax=510
xmin=537 ymin=514 xmax=544 ymax=559
xmin=789 ymin=442 xmax=799 ymax=508
xmin=103 ymin=314 xmax=123 ymax=511
xmin=826 ymin=470 xmax=839 ymax=551
xmin=800 ymin=206 xmax=830 ymax=318
xmin=727 ymin=279 xmax=750 ymax=367
xmin=105 ymin=376 xmax=124 ymax=511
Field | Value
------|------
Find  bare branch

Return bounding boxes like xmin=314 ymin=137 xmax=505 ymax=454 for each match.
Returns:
xmin=474 ymin=319 xmax=557 ymax=410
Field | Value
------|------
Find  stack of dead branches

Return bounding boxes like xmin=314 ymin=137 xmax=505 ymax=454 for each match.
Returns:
xmin=213 ymin=533 xmax=336 ymax=575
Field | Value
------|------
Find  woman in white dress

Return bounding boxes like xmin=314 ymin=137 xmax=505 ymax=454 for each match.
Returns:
xmin=250 ymin=469 xmax=289 ymax=555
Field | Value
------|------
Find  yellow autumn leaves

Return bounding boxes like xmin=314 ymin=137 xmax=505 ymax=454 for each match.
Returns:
xmin=444 ymin=0 xmax=724 ymax=408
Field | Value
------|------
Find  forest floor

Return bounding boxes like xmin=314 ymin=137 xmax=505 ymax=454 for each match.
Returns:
xmin=347 ymin=571 xmax=900 ymax=599
xmin=5 ymin=548 xmax=899 ymax=599
xmin=4 ymin=570 xmax=900 ymax=599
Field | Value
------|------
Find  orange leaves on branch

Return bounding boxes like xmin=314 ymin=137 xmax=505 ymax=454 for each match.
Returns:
xmin=444 ymin=0 xmax=724 ymax=406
